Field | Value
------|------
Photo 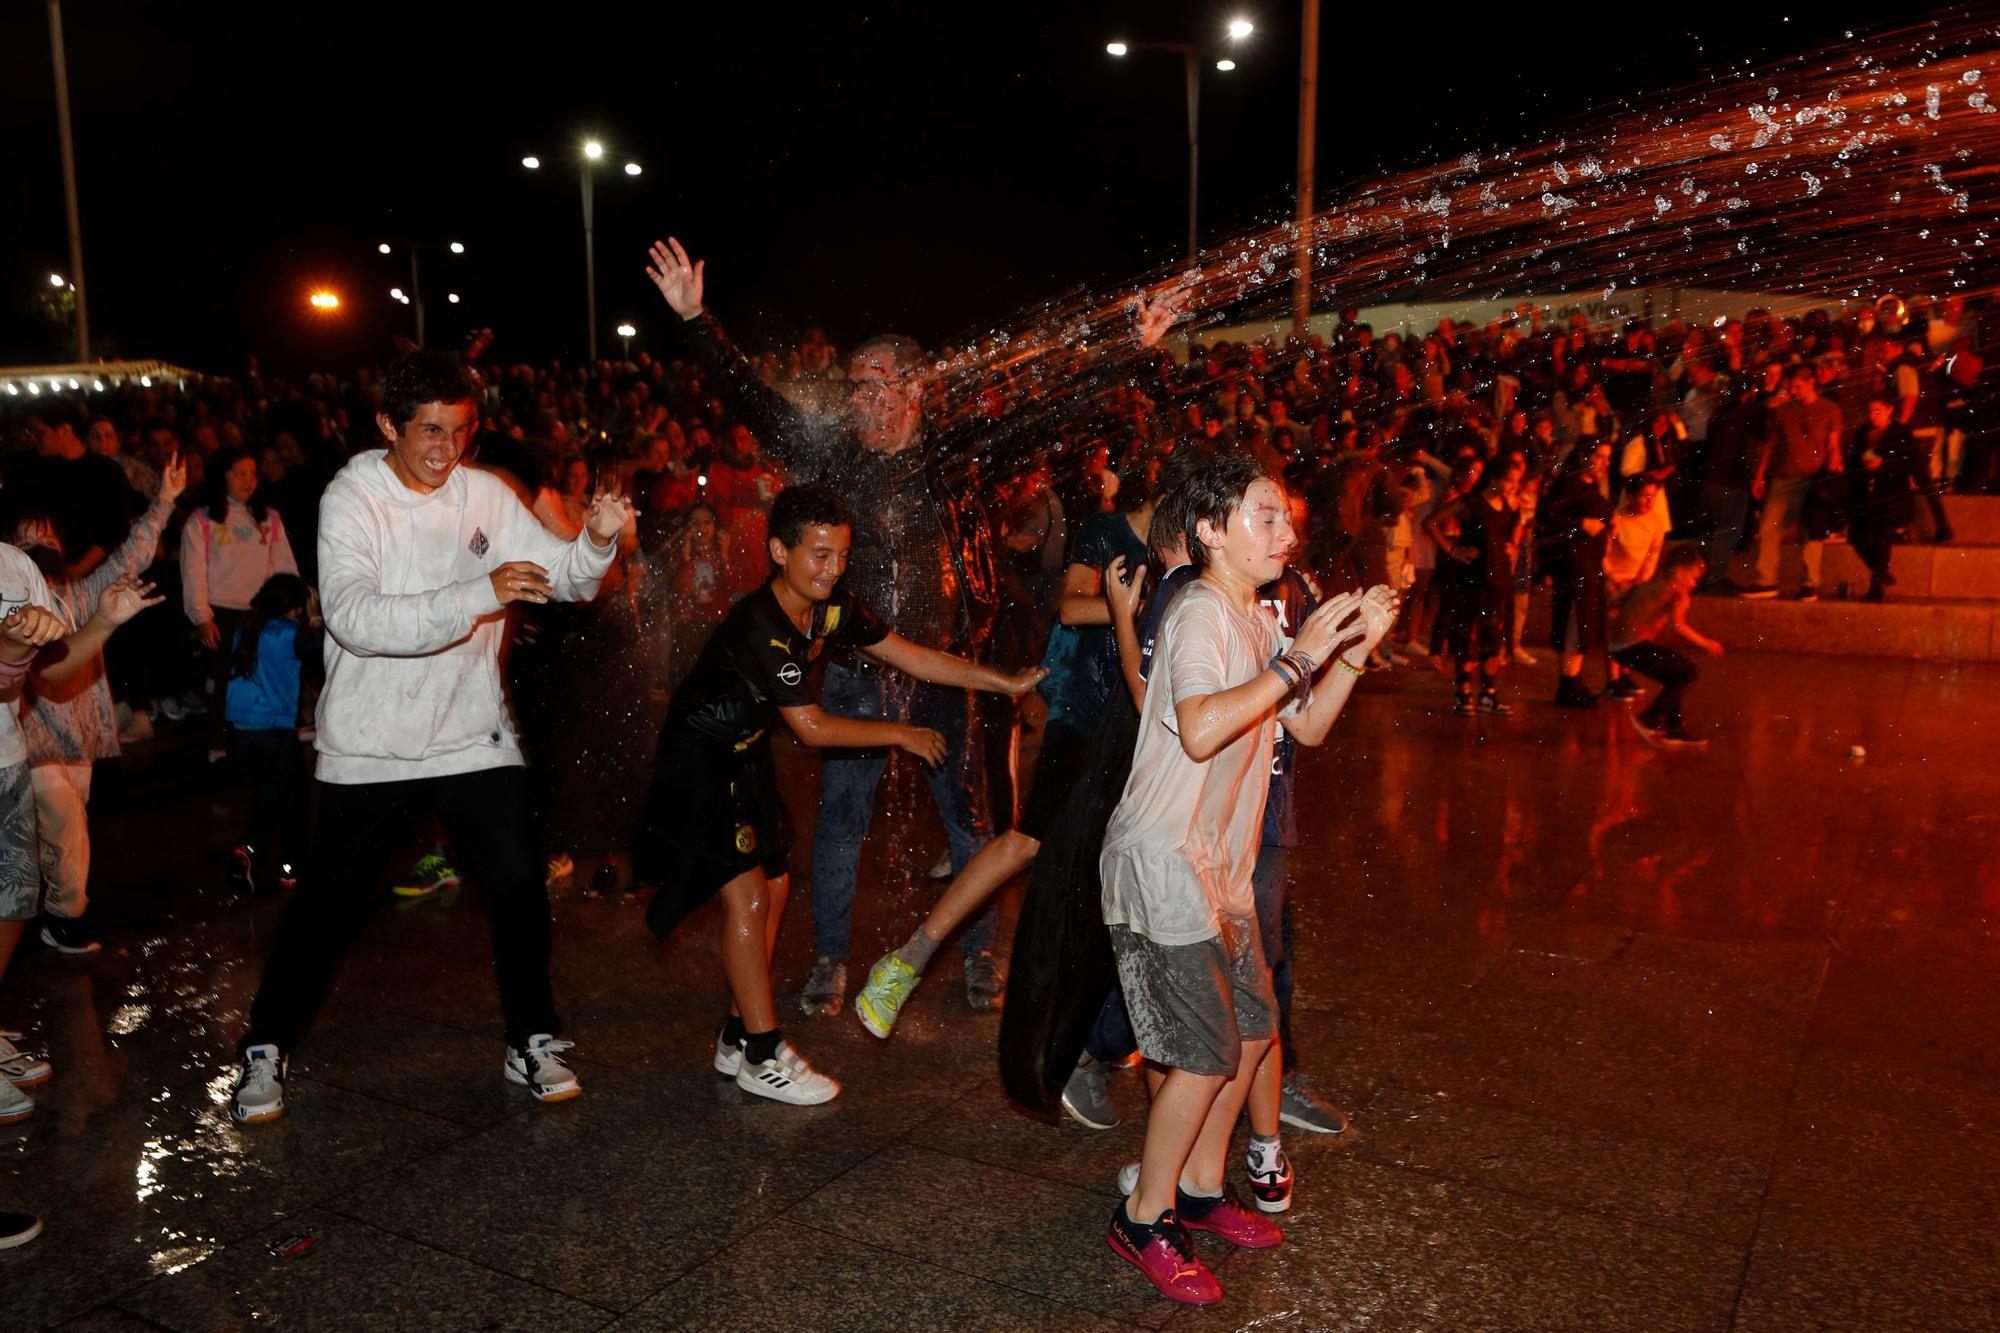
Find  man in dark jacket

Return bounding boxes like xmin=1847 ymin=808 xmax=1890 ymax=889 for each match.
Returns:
xmin=646 ymin=237 xmax=1178 ymax=1016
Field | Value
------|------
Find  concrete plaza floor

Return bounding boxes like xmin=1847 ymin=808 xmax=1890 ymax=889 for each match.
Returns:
xmin=3 ymin=651 xmax=1995 ymax=1330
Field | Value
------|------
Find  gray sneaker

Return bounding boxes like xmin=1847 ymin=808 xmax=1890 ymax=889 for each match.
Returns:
xmin=1279 ymin=1071 xmax=1350 ymax=1135
xmin=1059 ymin=1055 xmax=1119 ymax=1130
xmin=963 ymin=951 xmax=1005 ymax=1011
xmin=801 ymin=956 xmax=847 ymax=1017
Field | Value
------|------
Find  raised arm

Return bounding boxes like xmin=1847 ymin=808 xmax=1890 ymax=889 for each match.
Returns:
xmin=1277 ymin=587 xmax=1396 ymax=746
xmin=859 ymin=631 xmax=1045 ymax=697
xmin=1171 ymin=591 xmax=1364 ymax=760
xmin=35 ymin=575 xmax=164 ymax=690
xmin=646 ymin=237 xmax=819 ymax=473
xmin=77 ymin=457 xmax=184 ymax=604
xmin=1105 ymin=554 xmax=1147 ymax=710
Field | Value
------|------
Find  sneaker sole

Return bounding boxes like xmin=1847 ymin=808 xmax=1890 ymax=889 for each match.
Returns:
xmin=1104 ymin=1229 xmax=1223 ymax=1305
xmin=503 ymin=1067 xmax=582 ymax=1103
xmin=0 ymin=1217 xmax=42 ymax=1248
xmin=6 ymin=1069 xmax=51 ymax=1089
xmin=231 ymin=1105 xmax=283 ymax=1125
xmin=1249 ymin=1190 xmax=1293 ymax=1215
xmin=1059 ymin=1089 xmax=1120 ymax=1131
xmin=855 ymin=1002 xmax=897 ymax=1040
xmin=714 ymin=1050 xmax=743 ymax=1077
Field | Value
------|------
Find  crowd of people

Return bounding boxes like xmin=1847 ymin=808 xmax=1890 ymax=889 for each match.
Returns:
xmin=0 ymin=263 xmax=1987 ymax=1291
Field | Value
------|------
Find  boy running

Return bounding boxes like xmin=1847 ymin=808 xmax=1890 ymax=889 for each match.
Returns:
xmin=635 ymin=485 xmax=1041 ymax=1105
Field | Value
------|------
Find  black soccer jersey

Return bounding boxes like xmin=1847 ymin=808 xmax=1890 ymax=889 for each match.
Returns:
xmin=665 ymin=583 xmax=889 ymax=747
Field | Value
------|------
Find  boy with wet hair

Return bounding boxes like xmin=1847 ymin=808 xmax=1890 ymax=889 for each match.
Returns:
xmin=636 ymin=484 xmax=1042 ymax=1105
xmin=1098 ymin=454 xmax=1394 ymax=1305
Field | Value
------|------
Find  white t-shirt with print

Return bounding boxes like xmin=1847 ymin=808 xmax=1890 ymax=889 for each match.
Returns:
xmin=1100 ymin=579 xmax=1302 ymax=945
xmin=0 ymin=546 xmax=55 ymax=769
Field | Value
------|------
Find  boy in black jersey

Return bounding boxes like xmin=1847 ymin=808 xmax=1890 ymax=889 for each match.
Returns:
xmin=636 ymin=485 xmax=1043 ymax=1105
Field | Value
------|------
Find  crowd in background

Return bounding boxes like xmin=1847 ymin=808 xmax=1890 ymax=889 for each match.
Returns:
xmin=0 ymin=289 xmax=1988 ymax=910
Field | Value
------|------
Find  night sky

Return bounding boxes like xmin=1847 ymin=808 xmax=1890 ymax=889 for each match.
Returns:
xmin=1 ymin=1 xmax=1888 ymax=374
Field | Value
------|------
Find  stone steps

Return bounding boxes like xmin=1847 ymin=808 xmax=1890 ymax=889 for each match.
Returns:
xmin=1770 ymin=540 xmax=2000 ymax=601
xmin=1684 ymin=592 xmax=2000 ymax=662
xmin=1933 ymin=493 xmax=2000 ymax=544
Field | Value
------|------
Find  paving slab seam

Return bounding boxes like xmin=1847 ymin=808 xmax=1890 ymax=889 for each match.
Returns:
xmin=314 ymin=1199 xmax=627 ymax=1324
xmin=774 ymin=1208 xmax=1167 ymax=1331
xmin=1720 ymin=960 xmax=1834 ymax=1332
xmin=98 ymin=1306 xmax=180 ymax=1332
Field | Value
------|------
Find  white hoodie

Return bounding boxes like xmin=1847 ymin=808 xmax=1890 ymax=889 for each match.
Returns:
xmin=315 ymin=450 xmax=615 ymax=785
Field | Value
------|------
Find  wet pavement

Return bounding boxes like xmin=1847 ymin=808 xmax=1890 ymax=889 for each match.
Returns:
xmin=4 ymin=651 xmax=1997 ymax=1331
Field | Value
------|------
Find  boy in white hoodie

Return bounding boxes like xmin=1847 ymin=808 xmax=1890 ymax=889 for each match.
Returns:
xmin=231 ymin=351 xmax=632 ymax=1126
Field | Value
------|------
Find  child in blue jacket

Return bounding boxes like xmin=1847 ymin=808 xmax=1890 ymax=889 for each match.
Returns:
xmin=226 ymin=575 xmax=310 ymax=892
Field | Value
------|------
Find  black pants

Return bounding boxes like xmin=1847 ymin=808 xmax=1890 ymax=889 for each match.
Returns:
xmin=1850 ymin=523 xmax=1896 ymax=587
xmin=1611 ymin=642 xmax=1697 ymax=730
xmin=242 ymin=765 xmax=556 ymax=1054
xmin=237 ymin=727 xmax=309 ymax=883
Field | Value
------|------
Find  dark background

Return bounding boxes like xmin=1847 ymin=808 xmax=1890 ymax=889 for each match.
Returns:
xmin=0 ymin=1 xmax=1887 ymax=374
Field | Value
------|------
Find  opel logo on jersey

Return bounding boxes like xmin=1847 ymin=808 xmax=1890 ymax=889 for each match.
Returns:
xmin=777 ymin=662 xmax=803 ymax=686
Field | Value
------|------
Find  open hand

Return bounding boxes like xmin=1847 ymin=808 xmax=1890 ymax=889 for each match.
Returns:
xmin=896 ymin=724 xmax=948 ymax=767
xmin=1134 ymin=285 xmax=1190 ymax=349
xmin=645 ymin=238 xmax=706 ymax=320
xmin=1356 ymin=584 xmax=1400 ymax=652
xmin=1291 ymin=591 xmax=1366 ymax=667
xmin=96 ymin=575 xmax=164 ymax=627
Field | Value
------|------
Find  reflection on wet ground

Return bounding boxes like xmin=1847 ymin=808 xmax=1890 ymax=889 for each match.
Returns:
xmin=3 ymin=652 xmax=1995 ymax=1330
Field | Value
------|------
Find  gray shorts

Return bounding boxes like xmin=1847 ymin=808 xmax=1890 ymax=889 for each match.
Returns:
xmin=0 ymin=764 xmax=37 ymax=921
xmin=1109 ymin=916 xmax=1276 ymax=1077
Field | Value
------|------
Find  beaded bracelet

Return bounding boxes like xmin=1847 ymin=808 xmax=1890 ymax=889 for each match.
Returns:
xmin=1335 ymin=655 xmax=1366 ymax=676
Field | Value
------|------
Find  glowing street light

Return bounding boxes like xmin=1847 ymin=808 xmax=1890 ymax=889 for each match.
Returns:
xmin=1101 ymin=25 xmax=1252 ymax=259
xmin=615 ymin=322 xmax=636 ymax=338
xmin=447 ymin=293 xmax=461 ymax=304
xmin=449 ymin=241 xmax=465 ymax=254
xmin=309 ymin=290 xmax=341 ymax=310
xmin=47 ymin=272 xmax=66 ymax=287
xmin=378 ymin=242 xmax=392 ymax=254
xmin=520 ymin=136 xmax=644 ymax=360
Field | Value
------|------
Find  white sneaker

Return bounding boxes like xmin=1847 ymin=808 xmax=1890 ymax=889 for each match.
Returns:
xmin=713 ymin=1028 xmax=744 ymax=1077
xmin=0 ymin=1032 xmax=50 ymax=1088
xmin=1116 ymin=1161 xmax=1140 ymax=1197
xmin=232 ymin=1044 xmax=285 ymax=1125
xmin=735 ymin=1041 xmax=840 ymax=1105
xmin=0 ymin=1079 xmax=31 ymax=1124
xmin=504 ymin=1034 xmax=581 ymax=1103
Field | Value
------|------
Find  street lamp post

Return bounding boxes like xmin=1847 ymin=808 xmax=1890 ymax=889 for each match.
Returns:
xmin=1105 ymin=19 xmax=1252 ymax=261
xmin=524 ymin=142 xmax=643 ymax=362
xmin=1293 ymin=0 xmax=1320 ymax=335
xmin=47 ymin=0 xmax=87 ymax=360
xmin=616 ymin=322 xmax=636 ymax=361
xmin=376 ymin=239 xmax=465 ymax=345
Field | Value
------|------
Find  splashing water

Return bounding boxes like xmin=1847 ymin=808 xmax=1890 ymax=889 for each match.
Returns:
xmin=909 ymin=14 xmax=2000 ymax=484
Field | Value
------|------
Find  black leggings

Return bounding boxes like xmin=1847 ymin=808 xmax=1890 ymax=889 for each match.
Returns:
xmin=243 ymin=765 xmax=555 ymax=1053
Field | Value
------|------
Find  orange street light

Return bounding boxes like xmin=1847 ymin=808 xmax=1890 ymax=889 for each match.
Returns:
xmin=309 ymin=290 xmax=341 ymax=311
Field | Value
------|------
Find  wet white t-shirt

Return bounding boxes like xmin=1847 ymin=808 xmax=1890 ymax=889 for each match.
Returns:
xmin=1100 ymin=580 xmax=1301 ymax=945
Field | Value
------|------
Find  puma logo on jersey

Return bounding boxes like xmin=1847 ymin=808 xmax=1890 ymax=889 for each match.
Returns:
xmin=769 ymin=638 xmax=791 ymax=652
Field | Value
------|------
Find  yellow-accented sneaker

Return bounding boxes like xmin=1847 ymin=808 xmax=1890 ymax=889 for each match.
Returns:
xmin=854 ymin=953 xmax=921 ymax=1040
